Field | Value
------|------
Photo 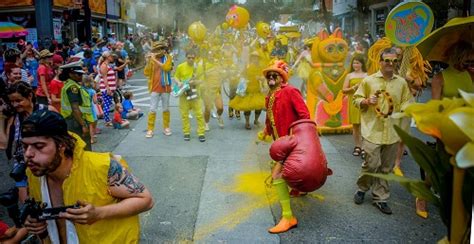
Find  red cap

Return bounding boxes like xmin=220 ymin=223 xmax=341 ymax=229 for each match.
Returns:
xmin=52 ymin=54 xmax=64 ymax=65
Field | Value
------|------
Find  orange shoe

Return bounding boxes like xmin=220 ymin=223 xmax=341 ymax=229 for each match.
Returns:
xmin=268 ymin=217 xmax=298 ymax=234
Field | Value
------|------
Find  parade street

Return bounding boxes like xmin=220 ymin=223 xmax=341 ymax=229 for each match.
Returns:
xmin=0 ymin=68 xmax=447 ymax=244
xmin=87 ymin=70 xmax=446 ymax=243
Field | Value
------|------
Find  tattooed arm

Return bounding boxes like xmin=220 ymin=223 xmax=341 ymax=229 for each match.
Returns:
xmin=60 ymin=159 xmax=154 ymax=224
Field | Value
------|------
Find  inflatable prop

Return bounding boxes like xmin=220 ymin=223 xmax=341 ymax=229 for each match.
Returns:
xmin=226 ymin=5 xmax=249 ymax=29
xmin=188 ymin=21 xmax=207 ymax=44
xmin=270 ymin=119 xmax=332 ymax=192
xmin=307 ymin=28 xmax=351 ymax=133
xmin=256 ymin=21 xmax=271 ymax=38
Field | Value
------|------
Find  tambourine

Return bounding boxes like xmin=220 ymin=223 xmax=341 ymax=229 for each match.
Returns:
xmin=374 ymin=90 xmax=394 ymax=118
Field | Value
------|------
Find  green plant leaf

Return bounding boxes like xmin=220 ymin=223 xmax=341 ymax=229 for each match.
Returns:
xmin=364 ymin=173 xmax=440 ymax=206
xmin=455 ymin=142 xmax=474 ymax=169
xmin=459 ymin=89 xmax=474 ymax=107
xmin=394 ymin=125 xmax=441 ymax=183
xmin=448 ymin=107 xmax=474 ymax=141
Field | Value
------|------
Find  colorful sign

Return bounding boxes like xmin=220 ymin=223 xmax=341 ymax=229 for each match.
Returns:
xmin=385 ymin=1 xmax=434 ymax=47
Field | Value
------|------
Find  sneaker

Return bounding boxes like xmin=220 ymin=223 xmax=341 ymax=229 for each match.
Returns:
xmin=145 ymin=130 xmax=154 ymax=138
xmin=163 ymin=128 xmax=172 ymax=136
xmin=373 ymin=202 xmax=392 ymax=215
xmin=184 ymin=134 xmax=191 ymax=141
xmin=211 ymin=111 xmax=218 ymax=118
xmin=354 ymin=191 xmax=365 ymax=205
xmin=217 ymin=117 xmax=224 ymax=128
xmin=188 ymin=113 xmax=193 ymax=119
xmin=205 ymin=123 xmax=210 ymax=131
xmin=198 ymin=135 xmax=206 ymax=142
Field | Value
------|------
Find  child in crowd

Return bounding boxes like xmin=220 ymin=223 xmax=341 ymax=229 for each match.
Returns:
xmin=122 ymin=91 xmax=143 ymax=120
xmin=83 ymin=75 xmax=99 ymax=143
xmin=49 ymin=66 xmax=63 ymax=112
xmin=113 ymin=103 xmax=130 ymax=129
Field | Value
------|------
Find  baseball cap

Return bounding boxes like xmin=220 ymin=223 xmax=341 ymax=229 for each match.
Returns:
xmin=22 ymin=110 xmax=68 ymax=138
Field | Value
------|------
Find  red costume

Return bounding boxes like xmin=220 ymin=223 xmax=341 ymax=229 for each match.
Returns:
xmin=264 ymin=83 xmax=310 ymax=139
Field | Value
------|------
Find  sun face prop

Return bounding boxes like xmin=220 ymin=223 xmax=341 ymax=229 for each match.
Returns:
xmin=226 ymin=5 xmax=249 ymax=29
xmin=256 ymin=21 xmax=271 ymax=38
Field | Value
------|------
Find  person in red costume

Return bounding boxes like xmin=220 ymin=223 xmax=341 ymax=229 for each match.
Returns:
xmin=261 ymin=60 xmax=310 ymax=234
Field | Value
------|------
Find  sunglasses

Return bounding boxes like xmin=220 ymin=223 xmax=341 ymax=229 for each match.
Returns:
xmin=266 ymin=73 xmax=279 ymax=80
xmin=382 ymin=58 xmax=398 ymax=64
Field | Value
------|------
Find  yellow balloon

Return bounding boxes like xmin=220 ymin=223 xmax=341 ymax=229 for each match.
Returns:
xmin=256 ymin=21 xmax=271 ymax=38
xmin=188 ymin=21 xmax=207 ymax=43
xmin=226 ymin=5 xmax=249 ymax=29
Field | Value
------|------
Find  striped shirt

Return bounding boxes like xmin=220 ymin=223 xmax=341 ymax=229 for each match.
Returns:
xmin=99 ymin=64 xmax=116 ymax=92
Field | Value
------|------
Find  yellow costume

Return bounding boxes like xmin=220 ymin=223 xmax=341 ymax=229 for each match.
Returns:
xmin=348 ymin=77 xmax=363 ymax=124
xmin=229 ymin=64 xmax=266 ymax=111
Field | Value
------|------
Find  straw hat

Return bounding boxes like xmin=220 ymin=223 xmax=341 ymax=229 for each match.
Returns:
xmin=38 ymin=49 xmax=54 ymax=59
xmin=151 ymin=41 xmax=168 ymax=52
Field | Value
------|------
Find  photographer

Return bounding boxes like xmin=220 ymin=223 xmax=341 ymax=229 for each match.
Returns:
xmin=22 ymin=110 xmax=154 ymax=243
xmin=2 ymin=82 xmax=55 ymax=202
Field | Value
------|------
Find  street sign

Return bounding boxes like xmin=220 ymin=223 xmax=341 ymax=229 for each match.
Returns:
xmin=385 ymin=1 xmax=434 ymax=47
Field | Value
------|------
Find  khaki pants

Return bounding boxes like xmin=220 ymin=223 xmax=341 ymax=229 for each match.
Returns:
xmin=356 ymin=140 xmax=398 ymax=202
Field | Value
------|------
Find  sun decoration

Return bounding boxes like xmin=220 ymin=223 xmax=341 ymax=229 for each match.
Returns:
xmin=374 ymin=90 xmax=394 ymax=118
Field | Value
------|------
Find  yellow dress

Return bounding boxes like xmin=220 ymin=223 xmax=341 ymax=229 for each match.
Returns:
xmin=229 ymin=64 xmax=266 ymax=111
xmin=348 ymin=77 xmax=363 ymax=124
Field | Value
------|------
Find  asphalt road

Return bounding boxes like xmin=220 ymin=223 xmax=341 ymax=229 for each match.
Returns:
xmin=0 ymin=58 xmax=446 ymax=243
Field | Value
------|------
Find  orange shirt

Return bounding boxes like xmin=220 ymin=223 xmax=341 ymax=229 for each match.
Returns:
xmin=151 ymin=62 xmax=171 ymax=93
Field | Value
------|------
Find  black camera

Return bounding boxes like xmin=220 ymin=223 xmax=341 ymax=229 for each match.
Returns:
xmin=0 ymin=188 xmax=80 ymax=227
xmin=185 ymin=85 xmax=198 ymax=101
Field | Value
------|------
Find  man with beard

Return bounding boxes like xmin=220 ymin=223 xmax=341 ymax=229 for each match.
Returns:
xmin=261 ymin=60 xmax=310 ymax=233
xmin=22 ymin=110 xmax=154 ymax=243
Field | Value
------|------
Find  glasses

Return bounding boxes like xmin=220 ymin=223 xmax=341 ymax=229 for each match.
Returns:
xmin=382 ymin=58 xmax=398 ymax=64
xmin=266 ymin=73 xmax=279 ymax=80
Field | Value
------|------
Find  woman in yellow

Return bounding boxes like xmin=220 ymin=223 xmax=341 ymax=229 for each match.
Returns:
xmin=342 ymin=55 xmax=367 ymax=156
xmin=199 ymin=51 xmax=225 ymax=130
xmin=229 ymin=52 xmax=266 ymax=129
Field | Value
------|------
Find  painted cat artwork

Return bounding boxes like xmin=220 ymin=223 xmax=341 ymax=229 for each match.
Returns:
xmin=307 ymin=28 xmax=352 ymax=133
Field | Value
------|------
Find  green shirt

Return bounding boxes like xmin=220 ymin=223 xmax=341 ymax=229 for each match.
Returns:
xmin=353 ymin=71 xmax=413 ymax=145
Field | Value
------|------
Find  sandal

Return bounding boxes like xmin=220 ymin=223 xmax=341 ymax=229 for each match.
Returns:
xmin=352 ymin=147 xmax=362 ymax=156
xmin=228 ymin=108 xmax=234 ymax=119
xmin=415 ymin=198 xmax=428 ymax=219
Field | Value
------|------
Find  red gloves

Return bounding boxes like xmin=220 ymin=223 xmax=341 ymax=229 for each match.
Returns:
xmin=270 ymin=119 xmax=332 ymax=192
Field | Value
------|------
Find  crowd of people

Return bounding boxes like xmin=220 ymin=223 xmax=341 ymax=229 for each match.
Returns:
xmin=0 ymin=15 xmax=472 ymax=241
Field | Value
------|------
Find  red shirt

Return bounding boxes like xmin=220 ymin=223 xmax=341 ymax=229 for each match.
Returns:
xmin=265 ymin=84 xmax=310 ymax=139
xmin=113 ymin=111 xmax=123 ymax=123
xmin=36 ymin=64 xmax=54 ymax=97
xmin=49 ymin=78 xmax=64 ymax=112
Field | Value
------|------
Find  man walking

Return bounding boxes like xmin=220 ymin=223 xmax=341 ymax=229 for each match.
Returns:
xmin=352 ymin=48 xmax=413 ymax=214
xmin=143 ymin=41 xmax=173 ymax=138
xmin=174 ymin=51 xmax=206 ymax=142
xmin=261 ymin=60 xmax=310 ymax=233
